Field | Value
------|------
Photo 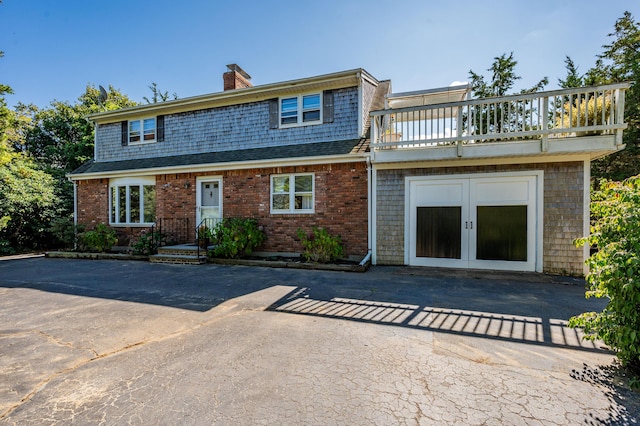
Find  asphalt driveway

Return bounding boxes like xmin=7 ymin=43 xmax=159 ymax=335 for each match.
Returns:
xmin=0 ymin=257 xmax=638 ymax=424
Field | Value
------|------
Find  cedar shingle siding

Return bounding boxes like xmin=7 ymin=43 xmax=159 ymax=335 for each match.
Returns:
xmin=96 ymin=88 xmax=359 ymax=163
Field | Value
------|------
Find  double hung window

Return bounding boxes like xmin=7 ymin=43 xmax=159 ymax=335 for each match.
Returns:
xmin=271 ymin=174 xmax=314 ymax=213
xmin=129 ymin=118 xmax=156 ymax=144
xmin=279 ymin=94 xmax=321 ymax=127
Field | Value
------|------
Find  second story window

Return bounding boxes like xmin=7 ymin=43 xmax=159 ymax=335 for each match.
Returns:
xmin=129 ymin=118 xmax=156 ymax=143
xmin=280 ymin=94 xmax=322 ymax=127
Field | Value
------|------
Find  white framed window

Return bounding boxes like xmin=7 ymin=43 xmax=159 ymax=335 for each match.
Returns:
xmin=109 ymin=177 xmax=156 ymax=225
xmin=129 ymin=118 xmax=156 ymax=144
xmin=271 ymin=173 xmax=314 ymax=213
xmin=279 ymin=93 xmax=322 ymax=127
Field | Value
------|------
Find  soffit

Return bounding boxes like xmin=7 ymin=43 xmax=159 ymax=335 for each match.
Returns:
xmin=386 ymin=84 xmax=470 ymax=109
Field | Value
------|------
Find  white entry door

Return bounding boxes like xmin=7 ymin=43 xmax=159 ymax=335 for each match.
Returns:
xmin=407 ymin=173 xmax=540 ymax=271
xmin=196 ymin=178 xmax=222 ymax=226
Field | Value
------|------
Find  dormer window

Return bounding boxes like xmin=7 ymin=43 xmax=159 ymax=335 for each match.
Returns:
xmin=279 ymin=93 xmax=322 ymax=127
xmin=129 ymin=118 xmax=156 ymax=144
xmin=121 ymin=116 xmax=164 ymax=146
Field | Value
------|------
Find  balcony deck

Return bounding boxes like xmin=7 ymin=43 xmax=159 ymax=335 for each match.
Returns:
xmin=370 ymin=83 xmax=630 ymax=165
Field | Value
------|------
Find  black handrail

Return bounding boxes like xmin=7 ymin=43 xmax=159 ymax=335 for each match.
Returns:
xmin=195 ymin=217 xmax=220 ymax=258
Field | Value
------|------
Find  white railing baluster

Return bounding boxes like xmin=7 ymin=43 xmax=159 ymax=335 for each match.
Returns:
xmin=369 ymin=83 xmax=628 ymax=150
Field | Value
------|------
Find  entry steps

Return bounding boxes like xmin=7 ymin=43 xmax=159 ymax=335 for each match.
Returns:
xmin=149 ymin=244 xmax=208 ymax=265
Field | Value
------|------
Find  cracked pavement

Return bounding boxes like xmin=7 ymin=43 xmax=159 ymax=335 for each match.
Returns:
xmin=0 ymin=257 xmax=638 ymax=424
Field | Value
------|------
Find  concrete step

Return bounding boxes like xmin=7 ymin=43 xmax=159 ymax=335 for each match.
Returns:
xmin=149 ymin=253 xmax=208 ymax=265
xmin=157 ymin=244 xmax=210 ymax=256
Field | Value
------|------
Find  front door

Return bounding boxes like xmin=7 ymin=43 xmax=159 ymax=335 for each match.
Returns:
xmin=407 ymin=173 xmax=540 ymax=271
xmin=196 ymin=178 xmax=222 ymax=227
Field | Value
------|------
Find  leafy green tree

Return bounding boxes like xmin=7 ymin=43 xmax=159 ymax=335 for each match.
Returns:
xmin=586 ymin=11 xmax=640 ymax=180
xmin=20 ymin=85 xmax=137 ymax=215
xmin=143 ymin=82 xmax=178 ymax=104
xmin=571 ymin=176 xmax=640 ymax=370
xmin=0 ymin=81 xmax=59 ymax=252
xmin=468 ymin=52 xmax=548 ymax=135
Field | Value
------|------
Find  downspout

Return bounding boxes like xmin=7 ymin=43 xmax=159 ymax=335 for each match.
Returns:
xmin=70 ymin=178 xmax=78 ymax=251
xmin=366 ymin=156 xmax=372 ymax=263
xmin=369 ymin=114 xmax=377 ymax=266
xmin=583 ymin=159 xmax=591 ymax=277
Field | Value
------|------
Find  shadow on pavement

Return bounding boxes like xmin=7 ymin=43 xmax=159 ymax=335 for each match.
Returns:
xmin=0 ymin=258 xmax=281 ymax=312
xmin=0 ymin=257 xmax=610 ymax=353
xmin=266 ymin=267 xmax=611 ymax=354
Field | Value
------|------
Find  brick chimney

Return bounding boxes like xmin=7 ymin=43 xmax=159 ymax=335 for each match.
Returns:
xmin=223 ymin=64 xmax=252 ymax=91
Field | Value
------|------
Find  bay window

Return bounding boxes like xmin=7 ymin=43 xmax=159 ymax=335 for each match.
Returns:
xmin=110 ymin=177 xmax=156 ymax=225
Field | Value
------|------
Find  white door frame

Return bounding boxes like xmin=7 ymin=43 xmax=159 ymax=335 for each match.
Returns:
xmin=196 ymin=176 xmax=223 ymax=225
xmin=405 ymin=171 xmax=543 ymax=272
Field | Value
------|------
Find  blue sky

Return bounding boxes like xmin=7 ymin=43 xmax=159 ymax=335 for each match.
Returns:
xmin=0 ymin=0 xmax=637 ymax=108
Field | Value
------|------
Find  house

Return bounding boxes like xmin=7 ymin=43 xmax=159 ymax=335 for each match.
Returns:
xmin=68 ymin=65 xmax=630 ymax=275
xmin=70 ymin=65 xmax=383 ymax=261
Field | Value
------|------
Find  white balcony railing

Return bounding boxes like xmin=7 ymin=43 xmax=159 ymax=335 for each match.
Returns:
xmin=371 ymin=83 xmax=630 ymax=155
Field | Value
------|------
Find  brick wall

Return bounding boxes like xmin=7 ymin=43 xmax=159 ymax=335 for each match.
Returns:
xmin=375 ymin=162 xmax=586 ymax=275
xmin=77 ymin=178 xmax=109 ymax=228
xmin=78 ymin=161 xmax=369 ymax=257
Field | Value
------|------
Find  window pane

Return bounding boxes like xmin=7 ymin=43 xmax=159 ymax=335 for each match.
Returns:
xmin=476 ymin=205 xmax=527 ymax=261
xmin=272 ymin=194 xmax=289 ymax=210
xmin=201 ymin=182 xmax=219 ymax=207
xmin=272 ymin=176 xmax=289 ymax=193
xmin=303 ymin=94 xmax=320 ymax=109
xmin=281 ymin=97 xmax=297 ymax=112
xmin=130 ymin=186 xmax=140 ymax=223
xmin=143 ymin=185 xmax=156 ymax=223
xmin=110 ymin=187 xmax=116 ymax=223
xmin=118 ymin=187 xmax=127 ymax=223
xmin=302 ymin=94 xmax=320 ymax=122
xmin=281 ymin=97 xmax=298 ymax=124
xmin=294 ymin=175 xmax=312 ymax=192
xmin=143 ymin=118 xmax=156 ymax=141
xmin=295 ymin=194 xmax=313 ymax=210
xmin=281 ymin=114 xmax=297 ymax=125
xmin=303 ymin=110 xmax=320 ymax=122
xmin=416 ymin=207 xmax=461 ymax=258
xmin=129 ymin=120 xmax=140 ymax=142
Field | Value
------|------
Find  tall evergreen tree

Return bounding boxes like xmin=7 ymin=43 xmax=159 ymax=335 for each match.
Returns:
xmin=588 ymin=11 xmax=640 ymax=180
xmin=468 ymin=53 xmax=548 ymax=135
xmin=558 ymin=56 xmax=584 ymax=89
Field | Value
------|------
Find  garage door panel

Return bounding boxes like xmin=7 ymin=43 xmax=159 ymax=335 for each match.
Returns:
xmin=414 ymin=180 xmax=466 ymax=205
xmin=473 ymin=179 xmax=531 ymax=204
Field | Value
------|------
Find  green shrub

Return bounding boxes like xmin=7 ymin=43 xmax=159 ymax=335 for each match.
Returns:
xmin=49 ymin=217 xmax=84 ymax=249
xmin=570 ymin=176 xmax=640 ymax=369
xmin=296 ymin=227 xmax=343 ymax=263
xmin=0 ymin=239 xmax=15 ymax=255
xmin=79 ymin=223 xmax=117 ymax=253
xmin=132 ymin=230 xmax=166 ymax=255
xmin=197 ymin=225 xmax=213 ymax=247
xmin=211 ymin=218 xmax=266 ymax=259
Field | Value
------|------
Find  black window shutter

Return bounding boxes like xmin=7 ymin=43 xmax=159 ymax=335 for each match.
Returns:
xmin=323 ymin=90 xmax=334 ymax=123
xmin=121 ymin=121 xmax=128 ymax=146
xmin=269 ymin=98 xmax=279 ymax=129
xmin=156 ymin=115 xmax=165 ymax=142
